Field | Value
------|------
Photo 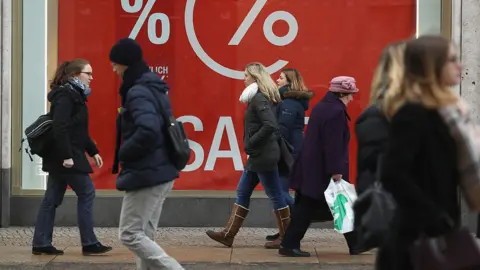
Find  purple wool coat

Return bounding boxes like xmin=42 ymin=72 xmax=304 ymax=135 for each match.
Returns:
xmin=290 ymin=92 xmax=351 ymax=205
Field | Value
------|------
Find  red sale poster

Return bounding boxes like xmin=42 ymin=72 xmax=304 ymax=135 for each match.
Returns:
xmin=58 ymin=0 xmax=415 ymax=190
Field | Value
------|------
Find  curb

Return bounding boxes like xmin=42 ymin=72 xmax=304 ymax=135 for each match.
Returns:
xmin=0 ymin=262 xmax=373 ymax=270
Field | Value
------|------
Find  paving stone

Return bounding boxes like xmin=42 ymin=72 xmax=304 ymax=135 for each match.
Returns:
xmin=166 ymin=246 xmax=232 ymax=263
xmin=0 ymin=246 xmax=57 ymax=267
xmin=315 ymin=246 xmax=375 ymax=265
xmin=231 ymin=247 xmax=318 ymax=264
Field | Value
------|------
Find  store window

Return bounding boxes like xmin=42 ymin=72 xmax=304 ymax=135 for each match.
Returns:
xmin=15 ymin=0 xmax=446 ymax=192
xmin=417 ymin=0 xmax=442 ymax=36
xmin=21 ymin=0 xmax=49 ymax=190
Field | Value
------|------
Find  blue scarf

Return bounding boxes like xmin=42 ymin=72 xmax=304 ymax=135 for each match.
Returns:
xmin=68 ymin=77 xmax=91 ymax=96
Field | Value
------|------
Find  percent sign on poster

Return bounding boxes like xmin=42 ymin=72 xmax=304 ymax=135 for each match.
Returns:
xmin=121 ymin=0 xmax=299 ymax=79
xmin=229 ymin=0 xmax=298 ymax=46
xmin=185 ymin=0 xmax=300 ymax=79
xmin=121 ymin=0 xmax=170 ymax=44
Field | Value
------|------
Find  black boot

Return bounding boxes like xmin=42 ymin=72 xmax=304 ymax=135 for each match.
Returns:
xmin=344 ymin=231 xmax=373 ymax=255
xmin=82 ymin=242 xmax=113 ymax=255
xmin=32 ymin=246 xmax=64 ymax=255
xmin=266 ymin=232 xmax=280 ymax=241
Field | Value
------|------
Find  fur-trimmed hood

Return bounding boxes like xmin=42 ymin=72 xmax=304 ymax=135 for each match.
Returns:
xmin=279 ymin=85 xmax=314 ymax=110
xmin=283 ymin=90 xmax=315 ymax=100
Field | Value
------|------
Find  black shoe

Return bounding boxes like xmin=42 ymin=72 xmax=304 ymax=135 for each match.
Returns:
xmin=32 ymin=246 xmax=64 ymax=255
xmin=279 ymin=246 xmax=311 ymax=257
xmin=82 ymin=243 xmax=113 ymax=255
xmin=344 ymin=231 xmax=374 ymax=255
xmin=266 ymin=232 xmax=280 ymax=241
xmin=349 ymin=245 xmax=374 ymax=255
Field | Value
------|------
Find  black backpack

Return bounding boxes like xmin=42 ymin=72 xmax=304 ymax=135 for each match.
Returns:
xmin=20 ymin=113 xmax=54 ymax=161
xmin=20 ymin=86 xmax=82 ymax=161
xmin=143 ymin=86 xmax=191 ymax=171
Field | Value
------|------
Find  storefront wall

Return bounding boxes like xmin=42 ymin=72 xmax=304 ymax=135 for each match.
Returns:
xmin=3 ymin=0 xmax=451 ymax=227
xmin=0 ymin=0 xmax=13 ymax=228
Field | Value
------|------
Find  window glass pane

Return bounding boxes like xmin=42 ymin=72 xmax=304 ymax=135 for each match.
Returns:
xmin=21 ymin=0 xmax=48 ymax=190
xmin=417 ymin=0 xmax=442 ymax=36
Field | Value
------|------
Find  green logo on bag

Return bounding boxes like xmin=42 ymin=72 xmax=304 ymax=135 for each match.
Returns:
xmin=330 ymin=194 xmax=348 ymax=231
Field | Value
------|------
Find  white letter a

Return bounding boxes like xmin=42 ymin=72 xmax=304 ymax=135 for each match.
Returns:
xmin=205 ymin=117 xmax=243 ymax=171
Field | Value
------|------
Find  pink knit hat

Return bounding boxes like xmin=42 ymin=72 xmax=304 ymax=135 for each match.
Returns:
xmin=328 ymin=76 xmax=359 ymax=93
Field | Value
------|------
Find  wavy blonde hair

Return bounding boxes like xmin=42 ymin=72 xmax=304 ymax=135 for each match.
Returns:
xmin=246 ymin=62 xmax=281 ymax=104
xmin=370 ymin=42 xmax=405 ymax=105
xmin=382 ymin=35 xmax=459 ymax=118
xmin=281 ymin=68 xmax=308 ymax=92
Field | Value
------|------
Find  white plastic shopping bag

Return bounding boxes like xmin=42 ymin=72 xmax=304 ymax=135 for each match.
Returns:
xmin=324 ymin=179 xmax=358 ymax=234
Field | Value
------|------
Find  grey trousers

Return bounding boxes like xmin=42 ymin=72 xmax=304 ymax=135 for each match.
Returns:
xmin=119 ymin=181 xmax=184 ymax=270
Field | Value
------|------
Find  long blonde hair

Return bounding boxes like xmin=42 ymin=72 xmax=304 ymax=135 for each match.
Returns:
xmin=246 ymin=62 xmax=281 ymax=104
xmin=382 ymin=35 xmax=459 ymax=118
xmin=370 ymin=42 xmax=405 ymax=105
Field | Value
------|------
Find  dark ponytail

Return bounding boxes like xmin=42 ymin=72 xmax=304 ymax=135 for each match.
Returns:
xmin=50 ymin=58 xmax=90 ymax=89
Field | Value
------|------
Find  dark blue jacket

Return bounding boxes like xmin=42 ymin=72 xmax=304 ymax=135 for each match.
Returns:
xmin=116 ymin=72 xmax=178 ymax=191
xmin=277 ymin=85 xmax=314 ymax=158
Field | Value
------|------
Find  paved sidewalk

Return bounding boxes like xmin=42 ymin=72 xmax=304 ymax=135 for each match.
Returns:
xmin=0 ymin=227 xmax=375 ymax=269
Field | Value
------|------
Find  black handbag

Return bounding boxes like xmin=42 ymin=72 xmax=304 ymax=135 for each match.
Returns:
xmin=278 ymin=137 xmax=294 ymax=176
xmin=353 ymin=155 xmax=396 ymax=249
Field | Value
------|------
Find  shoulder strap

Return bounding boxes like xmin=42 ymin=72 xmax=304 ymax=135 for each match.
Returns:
xmin=156 ymin=91 xmax=174 ymax=125
xmin=137 ymin=84 xmax=172 ymax=125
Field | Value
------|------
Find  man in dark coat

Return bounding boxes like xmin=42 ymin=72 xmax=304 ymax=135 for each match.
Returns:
xmin=279 ymin=76 xmax=360 ymax=257
xmin=109 ymin=38 xmax=183 ymax=269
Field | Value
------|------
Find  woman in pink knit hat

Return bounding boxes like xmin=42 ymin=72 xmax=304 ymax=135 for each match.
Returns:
xmin=279 ymin=76 xmax=362 ymax=257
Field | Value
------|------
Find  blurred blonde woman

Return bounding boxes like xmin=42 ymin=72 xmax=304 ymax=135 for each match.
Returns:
xmin=369 ymin=42 xmax=406 ymax=104
xmin=206 ymin=62 xmax=289 ymax=249
xmin=377 ymin=35 xmax=462 ymax=269
xmin=352 ymin=42 xmax=405 ymax=255
xmin=355 ymin=41 xmax=405 ymax=195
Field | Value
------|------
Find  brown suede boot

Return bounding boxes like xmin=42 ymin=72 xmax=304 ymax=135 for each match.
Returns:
xmin=264 ymin=206 xmax=290 ymax=249
xmin=206 ymin=204 xmax=249 ymax=247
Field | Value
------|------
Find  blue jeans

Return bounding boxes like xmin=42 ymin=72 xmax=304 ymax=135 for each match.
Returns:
xmin=280 ymin=175 xmax=294 ymax=208
xmin=236 ymin=170 xmax=287 ymax=210
xmin=32 ymin=173 xmax=99 ymax=247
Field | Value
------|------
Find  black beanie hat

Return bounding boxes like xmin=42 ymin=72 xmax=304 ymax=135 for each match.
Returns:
xmin=109 ymin=38 xmax=143 ymax=66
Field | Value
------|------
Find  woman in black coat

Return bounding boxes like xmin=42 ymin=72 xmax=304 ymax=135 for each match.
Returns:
xmin=206 ymin=62 xmax=289 ymax=249
xmin=265 ymin=68 xmax=314 ymax=242
xmin=376 ymin=35 xmax=463 ymax=269
xmin=353 ymin=42 xmax=405 ymax=255
xmin=32 ymin=59 xmax=111 ymax=256
xmin=355 ymin=41 xmax=405 ymax=195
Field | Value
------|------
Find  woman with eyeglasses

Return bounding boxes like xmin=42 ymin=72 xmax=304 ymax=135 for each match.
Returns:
xmin=32 ymin=59 xmax=112 ymax=256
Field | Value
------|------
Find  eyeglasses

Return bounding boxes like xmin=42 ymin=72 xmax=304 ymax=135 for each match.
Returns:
xmin=81 ymin=72 xmax=93 ymax=77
